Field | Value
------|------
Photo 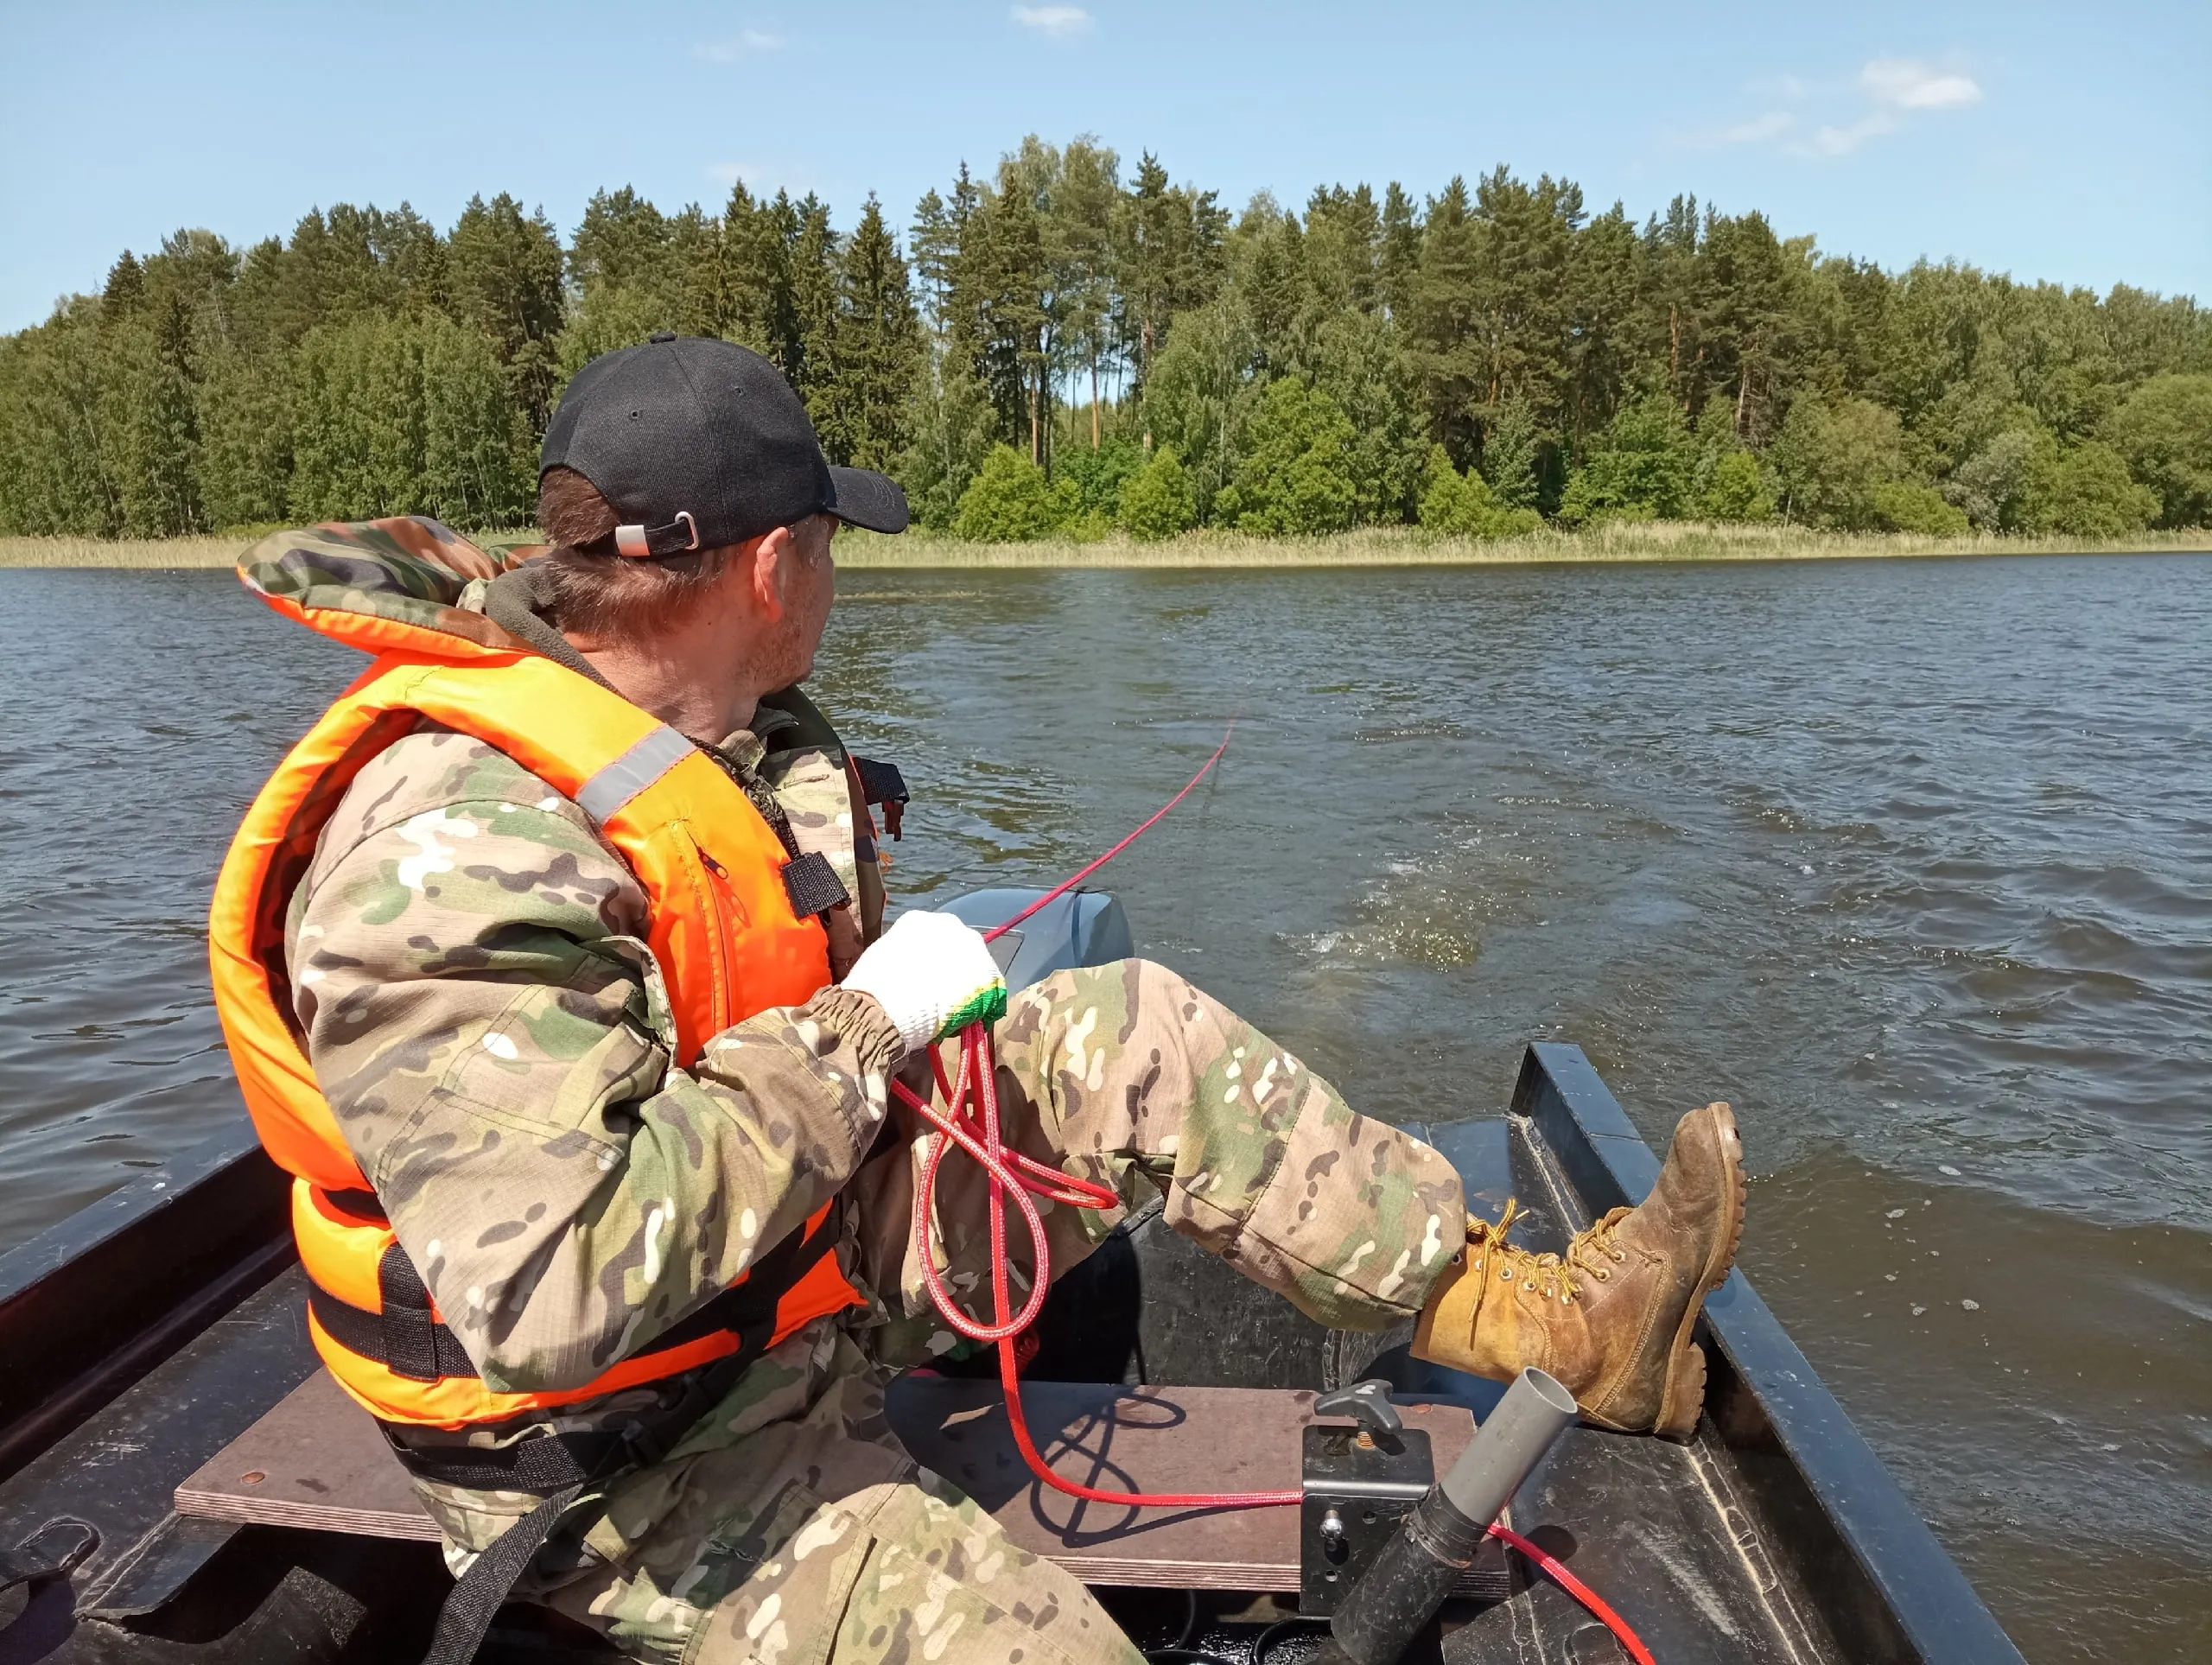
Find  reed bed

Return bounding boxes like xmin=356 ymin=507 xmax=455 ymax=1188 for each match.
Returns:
xmin=5 ymin=524 xmax=2207 ymax=571
xmin=835 ymin=523 xmax=2212 ymax=568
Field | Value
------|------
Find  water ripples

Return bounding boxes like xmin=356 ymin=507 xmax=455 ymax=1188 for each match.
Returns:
xmin=0 ymin=555 xmax=2205 ymax=1662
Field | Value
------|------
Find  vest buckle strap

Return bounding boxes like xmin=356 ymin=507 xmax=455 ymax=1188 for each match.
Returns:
xmin=376 ymin=1242 xmax=479 ymax=1382
xmin=781 ymin=850 xmax=850 ymax=920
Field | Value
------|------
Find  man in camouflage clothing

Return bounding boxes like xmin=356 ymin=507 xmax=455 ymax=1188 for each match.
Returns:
xmin=249 ymin=339 xmax=1745 ymax=1664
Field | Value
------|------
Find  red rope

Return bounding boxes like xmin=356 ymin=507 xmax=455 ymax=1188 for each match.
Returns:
xmin=892 ymin=722 xmax=1655 ymax=1656
xmin=1489 ymin=1523 xmax=1657 ymax=1665
xmin=894 ymin=1025 xmax=1301 ymax=1509
xmin=976 ymin=722 xmax=1236 ymax=947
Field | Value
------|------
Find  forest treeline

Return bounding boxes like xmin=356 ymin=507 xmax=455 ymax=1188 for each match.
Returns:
xmin=4 ymin=134 xmax=2209 ymax=543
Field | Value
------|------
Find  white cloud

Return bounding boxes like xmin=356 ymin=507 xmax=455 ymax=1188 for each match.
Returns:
xmin=1670 ymin=56 xmax=1982 ymax=159
xmin=694 ymin=29 xmax=783 ymax=63
xmin=1011 ymin=5 xmax=1091 ymax=37
xmin=1861 ymin=58 xmax=1982 ymax=111
xmin=1677 ymin=110 xmax=1795 ymax=150
xmin=1804 ymin=111 xmax=1903 ymax=157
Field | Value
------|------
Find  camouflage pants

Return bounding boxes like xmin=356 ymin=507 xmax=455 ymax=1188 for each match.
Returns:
xmin=411 ymin=960 xmax=1460 ymax=1663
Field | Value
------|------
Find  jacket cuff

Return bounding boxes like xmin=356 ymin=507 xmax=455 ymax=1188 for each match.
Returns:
xmin=810 ymin=985 xmax=906 ymax=1078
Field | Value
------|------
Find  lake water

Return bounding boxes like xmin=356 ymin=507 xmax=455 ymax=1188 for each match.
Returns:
xmin=1 ymin=555 xmax=2206 ymax=1662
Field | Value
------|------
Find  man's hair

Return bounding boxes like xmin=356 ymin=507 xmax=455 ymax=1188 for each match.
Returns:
xmin=537 ymin=466 xmax=738 ymax=640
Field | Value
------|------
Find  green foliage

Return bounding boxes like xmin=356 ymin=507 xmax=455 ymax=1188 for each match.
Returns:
xmin=1057 ymin=437 xmax=1145 ymax=518
xmin=1700 ymin=448 xmax=1775 ymax=522
xmin=953 ymin=444 xmax=1077 ymax=541
xmin=2018 ymin=440 xmax=2160 ymax=537
xmin=1556 ymin=397 xmax=1696 ymax=524
xmin=898 ymin=349 xmax=995 ymax=531
xmin=1139 ymin=297 xmax=1255 ymax=523
xmin=821 ymin=196 xmax=921 ymax=470
xmin=1117 ymin=446 xmax=1197 ymax=539
xmin=1770 ymin=397 xmax=1912 ymax=531
xmin=1871 ymin=481 xmax=1969 ymax=535
xmin=0 ymin=304 xmax=121 ymax=535
xmin=1942 ymin=425 xmax=2044 ymax=531
xmin=4 ymin=137 xmax=2210 ymax=543
xmin=2101 ymin=373 xmax=2212 ymax=527
xmin=1419 ymin=445 xmax=1539 ymax=536
xmin=1478 ymin=401 xmax=1541 ymax=508
xmin=448 ymin=193 xmax=565 ymax=429
xmin=1312 ymin=308 xmax=1428 ymax=524
xmin=290 ymin=313 xmax=530 ymax=525
xmin=1213 ymin=377 xmax=1357 ymax=535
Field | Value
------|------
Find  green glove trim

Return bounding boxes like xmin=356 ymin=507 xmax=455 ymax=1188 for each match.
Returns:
xmin=938 ymin=979 xmax=1009 ymax=1039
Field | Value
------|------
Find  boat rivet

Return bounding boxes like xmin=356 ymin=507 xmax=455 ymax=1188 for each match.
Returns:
xmin=241 ymin=1471 xmax=265 ymax=1485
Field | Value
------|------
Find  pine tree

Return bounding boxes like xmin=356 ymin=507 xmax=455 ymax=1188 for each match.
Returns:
xmin=787 ymin=196 xmax=842 ymax=425
xmin=448 ymin=194 xmax=566 ymax=431
xmin=1377 ymin=182 xmax=1421 ymax=323
xmin=901 ymin=173 xmax=995 ymax=526
xmin=827 ymin=197 xmax=921 ymax=471
xmin=719 ymin=180 xmax=789 ymax=359
xmin=7 ymin=138 xmax=2212 ymax=543
xmin=1409 ymin=177 xmax=1484 ymax=461
xmin=569 ymin=187 xmax=671 ymax=299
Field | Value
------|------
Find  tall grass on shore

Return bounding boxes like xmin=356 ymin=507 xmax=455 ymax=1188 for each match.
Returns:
xmin=834 ymin=523 xmax=2212 ymax=569
xmin=5 ymin=524 xmax=2209 ymax=573
xmin=0 ymin=535 xmax=250 ymax=569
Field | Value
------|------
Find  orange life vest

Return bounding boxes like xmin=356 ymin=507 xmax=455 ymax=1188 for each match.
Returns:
xmin=209 ymin=575 xmax=863 ymax=1428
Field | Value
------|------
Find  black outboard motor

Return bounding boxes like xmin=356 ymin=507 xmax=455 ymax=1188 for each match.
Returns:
xmin=1312 ymin=1368 xmax=1579 ymax=1665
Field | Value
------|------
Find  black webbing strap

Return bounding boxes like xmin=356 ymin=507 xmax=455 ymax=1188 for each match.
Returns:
xmin=421 ymin=1484 xmax=583 ymax=1665
xmin=397 ymin=1318 xmax=784 ymax=1665
xmin=696 ymin=739 xmax=852 ymax=922
xmin=385 ymin=1429 xmax=617 ymax=1493
xmin=850 ymin=757 xmax=908 ymax=810
xmin=381 ymin=1244 xmax=478 ymax=1380
xmin=780 ymin=850 xmax=851 ymax=920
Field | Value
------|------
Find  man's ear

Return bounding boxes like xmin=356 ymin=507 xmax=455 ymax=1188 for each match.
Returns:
xmin=746 ymin=525 xmax=791 ymax=622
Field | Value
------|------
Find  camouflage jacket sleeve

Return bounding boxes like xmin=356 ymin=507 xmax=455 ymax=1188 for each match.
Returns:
xmin=284 ymin=726 xmax=903 ymax=1395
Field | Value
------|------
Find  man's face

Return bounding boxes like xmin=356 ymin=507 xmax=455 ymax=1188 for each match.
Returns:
xmin=754 ymin=513 xmax=836 ymax=687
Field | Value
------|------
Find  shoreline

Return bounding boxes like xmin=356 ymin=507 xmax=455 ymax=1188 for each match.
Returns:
xmin=3 ymin=523 xmax=2209 ymax=571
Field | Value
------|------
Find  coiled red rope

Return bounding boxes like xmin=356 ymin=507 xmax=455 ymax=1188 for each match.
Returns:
xmin=889 ymin=723 xmax=1654 ymax=1658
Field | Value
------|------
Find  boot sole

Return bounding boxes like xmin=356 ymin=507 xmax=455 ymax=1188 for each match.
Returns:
xmin=1651 ymin=1104 xmax=1748 ymax=1441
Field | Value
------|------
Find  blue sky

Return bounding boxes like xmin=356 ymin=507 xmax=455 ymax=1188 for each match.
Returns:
xmin=2 ymin=0 xmax=2204 ymax=333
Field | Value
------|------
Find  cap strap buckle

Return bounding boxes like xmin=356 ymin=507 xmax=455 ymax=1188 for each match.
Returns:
xmin=612 ymin=511 xmax=702 ymax=559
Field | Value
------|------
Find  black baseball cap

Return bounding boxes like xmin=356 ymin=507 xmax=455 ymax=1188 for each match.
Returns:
xmin=540 ymin=334 xmax=908 ymax=556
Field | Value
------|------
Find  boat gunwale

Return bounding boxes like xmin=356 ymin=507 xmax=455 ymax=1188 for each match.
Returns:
xmin=1514 ymin=1040 xmax=2027 ymax=1665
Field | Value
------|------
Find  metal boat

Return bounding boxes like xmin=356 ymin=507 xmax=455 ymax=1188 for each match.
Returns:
xmin=0 ymin=888 xmax=2026 ymax=1663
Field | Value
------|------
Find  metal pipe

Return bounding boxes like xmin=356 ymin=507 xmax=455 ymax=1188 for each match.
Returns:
xmin=1436 ymin=1365 xmax=1579 ymax=1527
xmin=1323 ymin=1368 xmax=1580 ymax=1665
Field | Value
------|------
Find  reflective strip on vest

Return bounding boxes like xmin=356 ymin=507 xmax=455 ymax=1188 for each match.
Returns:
xmin=577 ymin=724 xmax=696 ymax=823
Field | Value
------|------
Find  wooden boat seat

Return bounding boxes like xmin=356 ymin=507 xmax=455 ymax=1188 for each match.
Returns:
xmin=174 ymin=1369 xmax=1498 ymax=1592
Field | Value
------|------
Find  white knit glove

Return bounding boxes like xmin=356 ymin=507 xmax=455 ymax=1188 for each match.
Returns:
xmin=842 ymin=910 xmax=1008 ymax=1058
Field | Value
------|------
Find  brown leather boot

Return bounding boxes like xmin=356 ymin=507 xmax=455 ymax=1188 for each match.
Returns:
xmin=1412 ymin=1102 xmax=1746 ymax=1439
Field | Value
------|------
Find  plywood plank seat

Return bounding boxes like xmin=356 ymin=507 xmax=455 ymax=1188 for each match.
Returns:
xmin=175 ymin=1369 xmax=1506 ymax=1593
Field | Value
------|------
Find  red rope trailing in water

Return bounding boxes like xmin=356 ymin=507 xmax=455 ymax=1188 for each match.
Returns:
xmin=889 ymin=722 xmax=1655 ymax=1659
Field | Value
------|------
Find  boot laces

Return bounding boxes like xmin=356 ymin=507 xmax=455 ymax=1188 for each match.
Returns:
xmin=1564 ymin=1207 xmax=1634 ymax=1293
xmin=1468 ymin=1198 xmax=1581 ymax=1303
xmin=1467 ymin=1201 xmax=1636 ymax=1304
